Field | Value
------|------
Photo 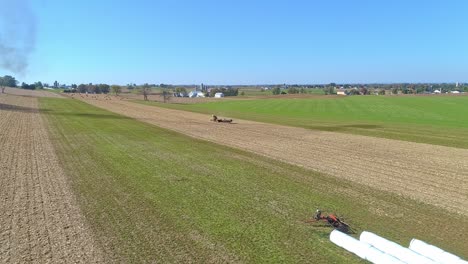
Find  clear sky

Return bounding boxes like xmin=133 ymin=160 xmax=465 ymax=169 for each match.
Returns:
xmin=3 ymin=0 xmax=468 ymax=85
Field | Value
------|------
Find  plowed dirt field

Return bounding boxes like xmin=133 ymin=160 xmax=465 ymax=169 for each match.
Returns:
xmin=2 ymin=87 xmax=64 ymax=98
xmin=0 ymin=94 xmax=103 ymax=263
xmin=80 ymin=97 xmax=468 ymax=216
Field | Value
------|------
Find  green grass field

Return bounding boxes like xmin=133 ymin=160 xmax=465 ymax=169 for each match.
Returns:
xmin=40 ymin=98 xmax=468 ymax=262
xmin=137 ymin=95 xmax=468 ymax=148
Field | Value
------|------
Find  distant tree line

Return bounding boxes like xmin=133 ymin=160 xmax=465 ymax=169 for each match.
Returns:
xmin=0 ymin=75 xmax=18 ymax=87
xmin=4 ymin=74 xmax=468 ymax=97
xmin=209 ymin=87 xmax=239 ymax=97
xmin=73 ymin=83 xmax=110 ymax=94
xmin=270 ymin=86 xmax=307 ymax=95
xmin=20 ymin=82 xmax=43 ymax=90
xmin=0 ymin=75 xmax=17 ymax=93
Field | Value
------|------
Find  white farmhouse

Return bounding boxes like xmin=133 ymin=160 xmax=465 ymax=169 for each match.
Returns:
xmin=214 ymin=92 xmax=225 ymax=98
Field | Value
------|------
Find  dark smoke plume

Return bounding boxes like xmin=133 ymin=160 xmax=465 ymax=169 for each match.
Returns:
xmin=0 ymin=0 xmax=36 ymax=74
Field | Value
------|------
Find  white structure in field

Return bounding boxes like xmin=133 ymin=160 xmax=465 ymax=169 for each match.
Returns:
xmin=359 ymin=231 xmax=435 ymax=264
xmin=409 ymin=239 xmax=468 ymax=264
xmin=330 ymin=230 xmax=467 ymax=264
xmin=329 ymin=230 xmax=405 ymax=264
xmin=214 ymin=92 xmax=224 ymax=98
xmin=188 ymin=91 xmax=205 ymax=98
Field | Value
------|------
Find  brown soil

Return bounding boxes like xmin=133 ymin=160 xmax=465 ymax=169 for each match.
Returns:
xmin=80 ymin=96 xmax=468 ymax=216
xmin=2 ymin=87 xmax=64 ymax=98
xmin=0 ymin=94 xmax=104 ymax=263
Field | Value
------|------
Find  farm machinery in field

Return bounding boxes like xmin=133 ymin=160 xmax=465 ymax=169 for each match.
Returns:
xmin=306 ymin=209 xmax=353 ymax=234
xmin=210 ymin=114 xmax=233 ymax=123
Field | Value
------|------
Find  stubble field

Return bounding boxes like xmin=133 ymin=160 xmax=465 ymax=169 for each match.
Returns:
xmin=0 ymin=92 xmax=103 ymax=263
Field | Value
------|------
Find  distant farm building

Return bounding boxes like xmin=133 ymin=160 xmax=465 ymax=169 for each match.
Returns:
xmin=336 ymin=91 xmax=346 ymax=96
xmin=433 ymin=90 xmax=441 ymax=94
xmin=173 ymin=92 xmax=187 ymax=97
xmin=188 ymin=91 xmax=205 ymax=98
xmin=214 ymin=92 xmax=225 ymax=98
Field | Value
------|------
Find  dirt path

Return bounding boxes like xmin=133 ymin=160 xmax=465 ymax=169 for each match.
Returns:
xmin=0 ymin=94 xmax=104 ymax=263
xmin=79 ymin=97 xmax=468 ymax=216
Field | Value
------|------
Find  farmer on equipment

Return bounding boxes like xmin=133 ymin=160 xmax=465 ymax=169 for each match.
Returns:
xmin=310 ymin=209 xmax=352 ymax=233
xmin=314 ymin=210 xmax=341 ymax=226
xmin=210 ymin=114 xmax=233 ymax=123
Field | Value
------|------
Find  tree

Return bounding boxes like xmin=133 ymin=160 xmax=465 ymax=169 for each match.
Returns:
xmin=87 ymin=83 xmax=97 ymax=94
xmin=1 ymin=75 xmax=17 ymax=87
xmin=141 ymin=83 xmax=150 ymax=101
xmin=288 ymin=87 xmax=299 ymax=94
xmin=93 ymin=85 xmax=101 ymax=94
xmin=209 ymin=87 xmax=239 ymax=97
xmin=161 ymin=90 xmax=171 ymax=103
xmin=300 ymin=88 xmax=306 ymax=94
xmin=21 ymin=82 xmax=36 ymax=90
xmin=272 ymin=87 xmax=281 ymax=95
xmin=359 ymin=87 xmax=368 ymax=95
xmin=0 ymin=77 xmax=4 ymax=93
xmin=99 ymin=84 xmax=110 ymax=94
xmin=71 ymin=84 xmax=78 ymax=89
xmin=348 ymin=89 xmax=360 ymax=95
xmin=34 ymin=81 xmax=43 ymax=89
xmin=111 ymin=85 xmax=121 ymax=96
xmin=323 ymin=86 xmax=336 ymax=95
xmin=78 ymin=84 xmax=87 ymax=93
xmin=54 ymin=80 xmax=59 ymax=88
xmin=174 ymin=87 xmax=187 ymax=96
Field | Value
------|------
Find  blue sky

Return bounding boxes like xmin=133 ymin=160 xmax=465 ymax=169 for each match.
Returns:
xmin=5 ymin=0 xmax=468 ymax=85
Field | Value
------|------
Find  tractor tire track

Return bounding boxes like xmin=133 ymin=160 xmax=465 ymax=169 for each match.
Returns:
xmin=80 ymin=97 xmax=468 ymax=216
xmin=0 ymin=94 xmax=104 ymax=263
